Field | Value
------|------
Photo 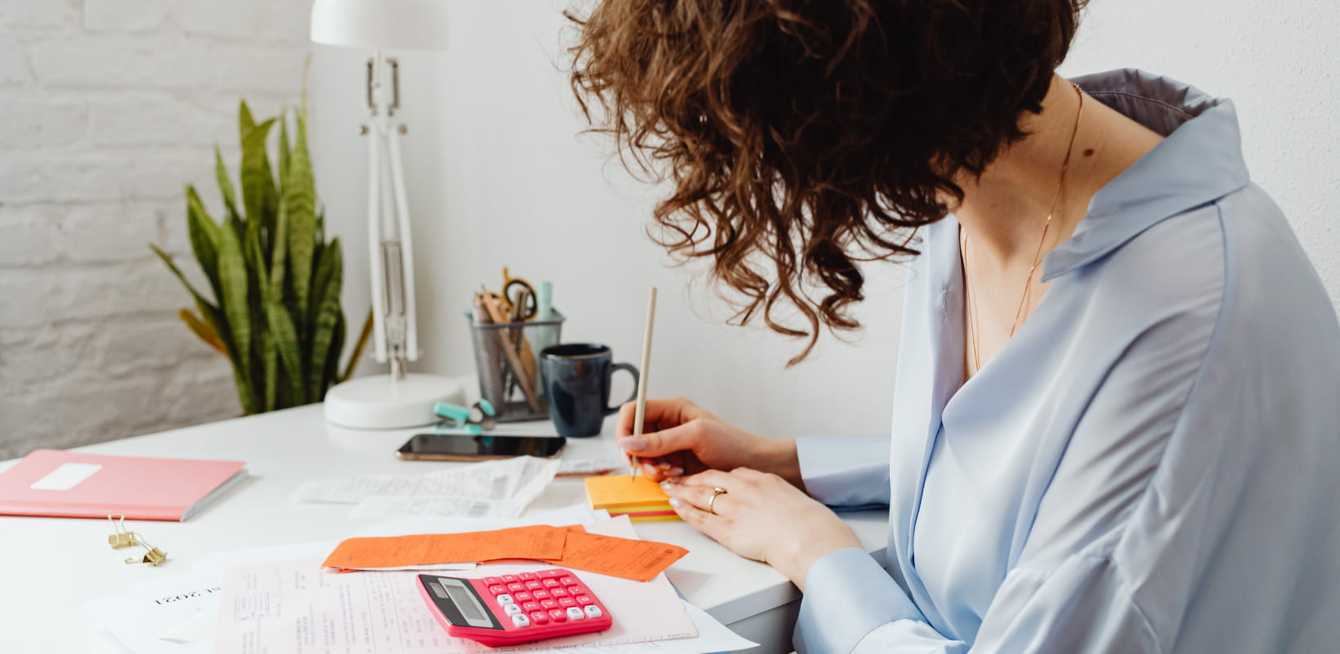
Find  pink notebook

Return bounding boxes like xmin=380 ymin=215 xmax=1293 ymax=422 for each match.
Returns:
xmin=0 ymin=449 xmax=246 ymax=521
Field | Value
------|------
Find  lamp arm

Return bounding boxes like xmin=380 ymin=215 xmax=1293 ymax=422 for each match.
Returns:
xmin=366 ymin=121 xmax=389 ymax=365
xmin=386 ymin=122 xmax=419 ymax=363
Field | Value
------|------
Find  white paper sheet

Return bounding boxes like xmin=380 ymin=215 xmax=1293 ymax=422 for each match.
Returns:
xmin=82 ymin=573 xmax=225 ymax=654
xmin=294 ymin=456 xmax=560 ymax=520
xmin=212 ymin=517 xmax=700 ymax=654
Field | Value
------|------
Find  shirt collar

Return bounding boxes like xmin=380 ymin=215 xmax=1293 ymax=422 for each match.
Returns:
xmin=1041 ymin=69 xmax=1252 ymax=281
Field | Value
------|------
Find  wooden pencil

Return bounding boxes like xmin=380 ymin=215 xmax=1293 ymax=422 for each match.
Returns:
xmin=630 ymin=287 xmax=657 ymax=477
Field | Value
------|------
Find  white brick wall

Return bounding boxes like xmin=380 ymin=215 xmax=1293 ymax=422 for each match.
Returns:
xmin=0 ymin=0 xmax=311 ymax=459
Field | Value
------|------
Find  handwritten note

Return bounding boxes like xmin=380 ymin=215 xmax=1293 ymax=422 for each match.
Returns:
xmin=323 ymin=525 xmax=567 ymax=571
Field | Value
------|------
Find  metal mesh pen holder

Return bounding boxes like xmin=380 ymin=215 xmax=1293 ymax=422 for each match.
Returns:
xmin=466 ymin=310 xmax=564 ymax=422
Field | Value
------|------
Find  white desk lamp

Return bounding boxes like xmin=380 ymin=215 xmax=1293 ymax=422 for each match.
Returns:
xmin=312 ymin=0 xmax=463 ymax=429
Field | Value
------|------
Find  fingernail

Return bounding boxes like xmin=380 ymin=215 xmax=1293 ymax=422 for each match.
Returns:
xmin=621 ymin=437 xmax=646 ymax=451
xmin=668 ymin=497 xmax=681 ymax=508
xmin=667 ymin=467 xmax=684 ymax=477
xmin=660 ymin=481 xmax=673 ymax=492
xmin=657 ymin=462 xmax=672 ymax=470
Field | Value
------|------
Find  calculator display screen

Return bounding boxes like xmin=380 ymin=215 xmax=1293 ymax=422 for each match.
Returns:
xmin=440 ymin=579 xmax=491 ymax=627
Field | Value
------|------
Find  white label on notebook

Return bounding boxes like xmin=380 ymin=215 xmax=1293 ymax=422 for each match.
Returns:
xmin=30 ymin=462 xmax=102 ymax=491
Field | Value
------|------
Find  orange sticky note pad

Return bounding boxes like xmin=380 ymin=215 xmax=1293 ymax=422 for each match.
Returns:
xmin=551 ymin=525 xmax=688 ymax=582
xmin=321 ymin=525 xmax=567 ymax=570
xmin=585 ymin=475 xmax=670 ymax=509
xmin=585 ymin=475 xmax=679 ymax=522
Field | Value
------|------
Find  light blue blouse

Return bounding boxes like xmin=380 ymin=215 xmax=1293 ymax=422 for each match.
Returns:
xmin=792 ymin=69 xmax=1340 ymax=653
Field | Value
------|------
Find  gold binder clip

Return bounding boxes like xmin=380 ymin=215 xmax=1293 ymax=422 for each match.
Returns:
xmin=125 ymin=539 xmax=168 ymax=567
xmin=106 ymin=514 xmax=138 ymax=549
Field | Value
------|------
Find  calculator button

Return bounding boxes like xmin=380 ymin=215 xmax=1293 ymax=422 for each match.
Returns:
xmin=508 ymin=583 xmax=525 ymax=592
xmin=530 ymin=611 xmax=549 ymax=624
xmin=550 ymin=588 xmax=568 ymax=597
xmin=511 ymin=614 xmax=530 ymax=628
xmin=575 ymin=595 xmax=593 ymax=605
xmin=542 ymin=578 xmax=560 ymax=587
xmin=522 ymin=601 xmax=540 ymax=611
xmin=502 ymin=575 xmax=519 ymax=583
xmin=584 ymin=605 xmax=603 ymax=619
xmin=515 ymin=591 xmax=533 ymax=601
xmin=496 ymin=594 xmax=514 ymax=605
xmin=558 ymin=597 xmax=576 ymax=608
xmin=533 ymin=590 xmax=550 ymax=599
xmin=504 ymin=603 xmax=523 ymax=616
xmin=565 ymin=585 xmax=583 ymax=596
xmin=566 ymin=607 xmax=585 ymax=621
xmin=521 ymin=572 xmax=539 ymax=579
xmin=488 ymin=585 xmax=505 ymax=595
xmin=539 ymin=570 xmax=565 ymax=578
xmin=540 ymin=599 xmax=558 ymax=609
xmin=484 ymin=576 xmax=502 ymax=585
xmin=559 ymin=576 xmax=578 ymax=585
xmin=525 ymin=581 xmax=543 ymax=590
xmin=549 ymin=609 xmax=567 ymax=622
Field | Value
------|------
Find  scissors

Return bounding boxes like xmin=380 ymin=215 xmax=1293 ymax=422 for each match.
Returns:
xmin=500 ymin=267 xmax=538 ymax=322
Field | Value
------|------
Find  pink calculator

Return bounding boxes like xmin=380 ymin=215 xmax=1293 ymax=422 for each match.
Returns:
xmin=417 ymin=569 xmax=614 ymax=647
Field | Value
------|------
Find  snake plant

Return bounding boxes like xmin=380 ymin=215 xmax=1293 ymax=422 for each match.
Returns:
xmin=152 ymin=101 xmax=371 ymax=414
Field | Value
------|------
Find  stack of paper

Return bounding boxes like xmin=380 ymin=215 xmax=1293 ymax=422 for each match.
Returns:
xmin=584 ymin=476 xmax=679 ymax=522
xmin=82 ymin=508 xmax=756 ymax=654
xmin=322 ymin=523 xmax=688 ymax=582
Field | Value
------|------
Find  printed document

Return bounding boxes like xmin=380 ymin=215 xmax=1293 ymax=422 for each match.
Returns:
xmin=294 ymin=456 xmax=560 ymax=519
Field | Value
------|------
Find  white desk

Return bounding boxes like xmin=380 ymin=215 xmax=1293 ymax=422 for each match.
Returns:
xmin=0 ymin=405 xmax=888 ymax=654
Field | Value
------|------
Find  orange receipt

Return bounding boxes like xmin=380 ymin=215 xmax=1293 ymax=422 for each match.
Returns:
xmin=552 ymin=525 xmax=689 ymax=582
xmin=322 ymin=525 xmax=567 ymax=571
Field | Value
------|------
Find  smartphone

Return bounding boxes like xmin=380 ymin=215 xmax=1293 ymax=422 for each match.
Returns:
xmin=397 ymin=433 xmax=566 ymax=461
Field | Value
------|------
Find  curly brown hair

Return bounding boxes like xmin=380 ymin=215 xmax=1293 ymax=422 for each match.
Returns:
xmin=568 ymin=0 xmax=1086 ymax=364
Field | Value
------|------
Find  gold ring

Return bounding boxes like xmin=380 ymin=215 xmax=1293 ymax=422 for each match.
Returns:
xmin=707 ymin=487 xmax=727 ymax=515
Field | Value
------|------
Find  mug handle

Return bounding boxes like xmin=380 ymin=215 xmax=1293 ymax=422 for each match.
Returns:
xmin=604 ymin=363 xmax=640 ymax=415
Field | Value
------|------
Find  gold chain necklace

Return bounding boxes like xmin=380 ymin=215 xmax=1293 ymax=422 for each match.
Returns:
xmin=961 ymin=82 xmax=1085 ymax=375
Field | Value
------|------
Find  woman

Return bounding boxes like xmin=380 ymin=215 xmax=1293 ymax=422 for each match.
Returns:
xmin=569 ymin=2 xmax=1340 ymax=652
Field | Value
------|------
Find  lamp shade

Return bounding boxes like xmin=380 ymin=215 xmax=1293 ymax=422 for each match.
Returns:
xmin=310 ymin=0 xmax=449 ymax=51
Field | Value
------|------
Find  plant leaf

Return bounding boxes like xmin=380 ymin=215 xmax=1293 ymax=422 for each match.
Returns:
xmin=216 ymin=223 xmax=251 ymax=382
xmin=278 ymin=109 xmax=291 ymax=186
xmin=261 ymin=330 xmax=277 ymax=411
xmin=340 ymin=308 xmax=374 ymax=383
xmin=150 ymin=244 xmax=213 ymax=315
xmin=246 ymin=219 xmax=269 ymax=299
xmin=201 ymin=297 xmax=256 ymax=415
xmin=264 ymin=300 xmax=306 ymax=405
xmin=240 ymin=117 xmax=277 ymax=233
xmin=184 ymin=186 xmax=222 ymax=302
xmin=239 ymin=100 xmax=257 ymax=140
xmin=307 ymin=240 xmax=343 ymax=398
xmin=283 ymin=108 xmax=318 ymax=323
xmin=324 ymin=311 xmax=345 ymax=392
xmin=178 ymin=308 xmax=226 ymax=355
xmin=269 ymin=200 xmax=288 ymax=303
xmin=214 ymin=146 xmax=240 ymax=221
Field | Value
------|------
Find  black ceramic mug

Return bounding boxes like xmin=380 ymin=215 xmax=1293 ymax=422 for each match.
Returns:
xmin=539 ymin=343 xmax=639 ymax=437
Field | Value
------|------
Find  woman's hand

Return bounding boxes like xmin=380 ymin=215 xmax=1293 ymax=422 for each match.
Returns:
xmin=616 ymin=398 xmax=801 ymax=484
xmin=662 ymin=468 xmax=861 ymax=589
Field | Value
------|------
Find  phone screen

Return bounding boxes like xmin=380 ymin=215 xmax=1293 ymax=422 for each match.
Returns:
xmin=398 ymin=434 xmax=566 ymax=460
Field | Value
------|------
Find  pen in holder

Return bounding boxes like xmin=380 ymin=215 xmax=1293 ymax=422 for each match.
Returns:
xmin=466 ymin=309 xmax=564 ymax=422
